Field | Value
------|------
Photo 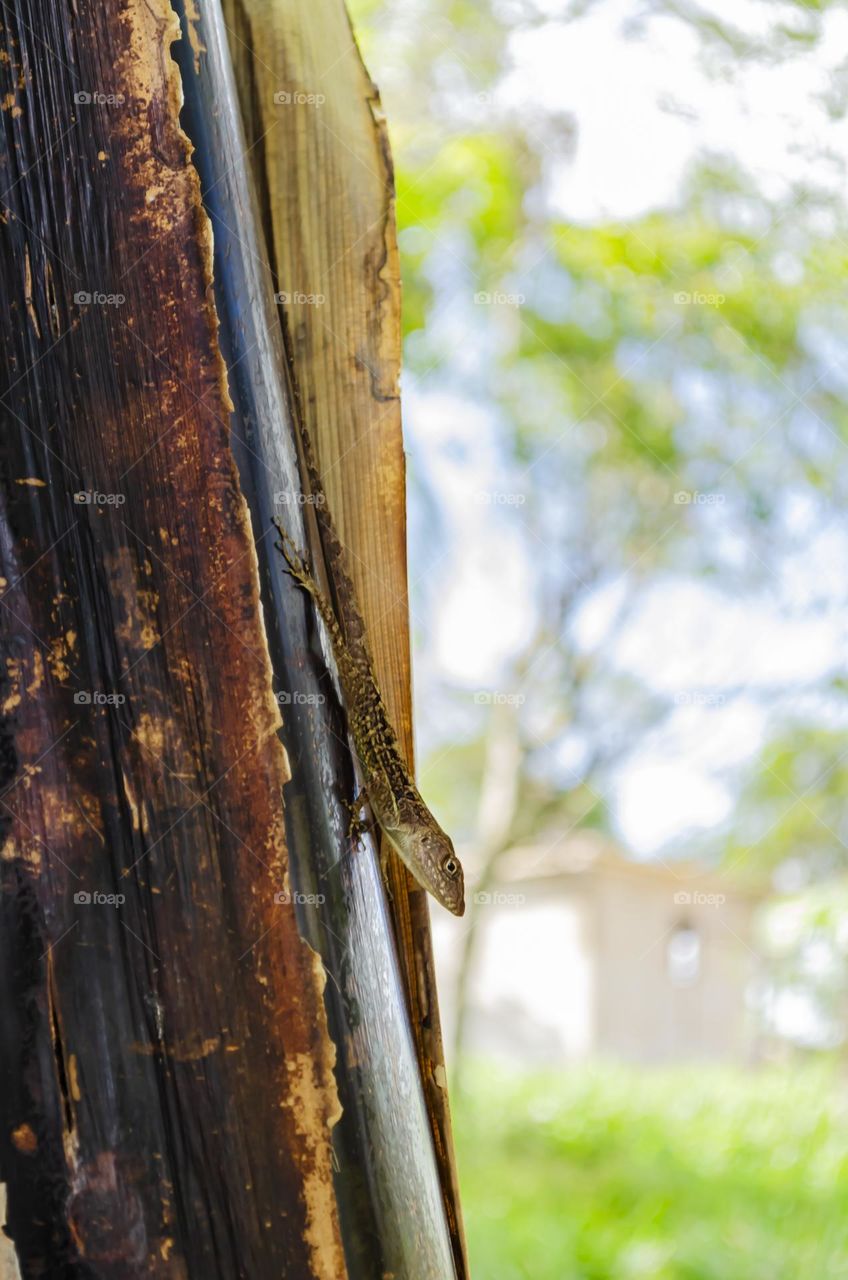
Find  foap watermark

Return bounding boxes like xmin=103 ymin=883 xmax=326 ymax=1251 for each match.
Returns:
xmin=674 ymin=491 xmax=725 ymax=506
xmin=673 ymin=290 xmax=725 ymax=307
xmin=74 ymin=490 xmax=126 ymax=506
xmin=276 ymin=690 xmax=326 ymax=706
xmin=474 ymin=691 xmax=525 ymax=707
xmin=474 ymin=490 xmax=526 ymax=506
xmin=273 ymin=491 xmax=326 ymax=508
xmin=273 ymin=90 xmax=326 ymax=107
xmin=274 ymin=291 xmax=325 ymax=306
xmin=674 ymin=691 xmax=725 ymax=708
xmin=474 ymin=290 xmax=525 ymax=308
xmin=74 ymin=890 xmax=126 ymax=907
xmin=273 ymin=890 xmax=326 ymax=906
xmin=474 ymin=890 xmax=526 ymax=906
xmin=74 ymin=291 xmax=125 ymax=307
xmin=74 ymin=91 xmax=125 ymax=107
xmin=673 ymin=890 xmax=726 ymax=907
xmin=73 ymin=690 xmax=126 ymax=706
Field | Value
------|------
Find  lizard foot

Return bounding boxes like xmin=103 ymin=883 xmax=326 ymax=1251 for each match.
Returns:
xmin=344 ymin=788 xmax=374 ymax=846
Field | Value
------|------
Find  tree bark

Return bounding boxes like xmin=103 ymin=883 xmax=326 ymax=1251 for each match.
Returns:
xmin=0 ymin=1 xmax=463 ymax=1276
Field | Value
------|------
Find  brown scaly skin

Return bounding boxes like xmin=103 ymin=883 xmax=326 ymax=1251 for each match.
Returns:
xmin=274 ymin=522 xmax=465 ymax=916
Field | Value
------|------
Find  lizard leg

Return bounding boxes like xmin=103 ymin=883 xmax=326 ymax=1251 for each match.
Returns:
xmin=273 ymin=520 xmax=351 ymax=665
xmin=344 ymin=787 xmax=374 ymax=844
xmin=353 ymin=767 xmax=399 ymax=898
xmin=342 ymin=789 xmax=392 ymax=904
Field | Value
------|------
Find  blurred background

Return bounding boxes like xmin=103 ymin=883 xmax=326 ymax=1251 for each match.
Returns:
xmin=349 ymin=1 xmax=848 ymax=1275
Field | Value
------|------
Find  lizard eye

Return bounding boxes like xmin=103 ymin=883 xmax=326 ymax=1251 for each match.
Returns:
xmin=442 ymin=856 xmax=460 ymax=879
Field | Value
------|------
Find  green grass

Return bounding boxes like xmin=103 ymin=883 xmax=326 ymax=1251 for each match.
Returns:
xmin=454 ymin=1062 xmax=848 ymax=1280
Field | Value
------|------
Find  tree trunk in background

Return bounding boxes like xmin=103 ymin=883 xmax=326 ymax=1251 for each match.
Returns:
xmin=0 ymin=1 xmax=465 ymax=1277
xmin=451 ymin=703 xmax=522 ymax=1095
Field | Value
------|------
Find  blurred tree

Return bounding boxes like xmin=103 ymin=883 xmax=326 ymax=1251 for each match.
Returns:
xmin=350 ymin=0 xmax=848 ymax=1067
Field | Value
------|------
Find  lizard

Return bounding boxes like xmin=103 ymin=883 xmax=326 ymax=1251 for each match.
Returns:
xmin=272 ymin=429 xmax=465 ymax=917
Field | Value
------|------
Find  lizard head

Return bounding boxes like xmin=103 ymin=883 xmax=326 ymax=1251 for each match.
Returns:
xmin=389 ymin=824 xmax=465 ymax=916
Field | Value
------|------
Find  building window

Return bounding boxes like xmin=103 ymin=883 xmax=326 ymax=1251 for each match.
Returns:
xmin=667 ymin=923 xmax=701 ymax=987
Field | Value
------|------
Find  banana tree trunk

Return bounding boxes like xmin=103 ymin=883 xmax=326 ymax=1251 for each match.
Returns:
xmin=0 ymin=1 xmax=465 ymax=1276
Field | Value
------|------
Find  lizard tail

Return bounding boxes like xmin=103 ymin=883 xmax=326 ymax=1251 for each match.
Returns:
xmin=273 ymin=519 xmax=352 ymax=663
xmin=295 ymin=424 xmax=371 ymax=662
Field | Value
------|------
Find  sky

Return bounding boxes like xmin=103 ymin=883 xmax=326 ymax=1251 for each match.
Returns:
xmin=507 ymin=0 xmax=848 ymax=223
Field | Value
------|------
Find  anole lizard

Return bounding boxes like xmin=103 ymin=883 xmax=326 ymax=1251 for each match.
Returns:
xmin=273 ymin=432 xmax=465 ymax=917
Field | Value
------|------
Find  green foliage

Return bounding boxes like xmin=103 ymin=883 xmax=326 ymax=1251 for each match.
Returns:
xmin=456 ymin=1063 xmax=848 ymax=1279
xmin=726 ymin=726 xmax=848 ymax=877
xmin=352 ymin=0 xmax=848 ymax=1038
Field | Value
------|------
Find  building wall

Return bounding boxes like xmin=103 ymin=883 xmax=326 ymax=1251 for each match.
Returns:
xmin=591 ymin=870 xmax=754 ymax=1063
xmin=433 ymin=863 xmax=757 ymax=1067
xmin=433 ymin=886 xmax=595 ymax=1065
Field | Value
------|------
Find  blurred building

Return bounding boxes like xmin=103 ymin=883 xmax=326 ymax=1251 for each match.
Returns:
xmin=434 ymin=834 xmax=763 ymax=1065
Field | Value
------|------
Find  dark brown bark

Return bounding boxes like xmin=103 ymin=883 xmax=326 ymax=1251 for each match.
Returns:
xmin=0 ymin=2 xmax=334 ymax=1277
